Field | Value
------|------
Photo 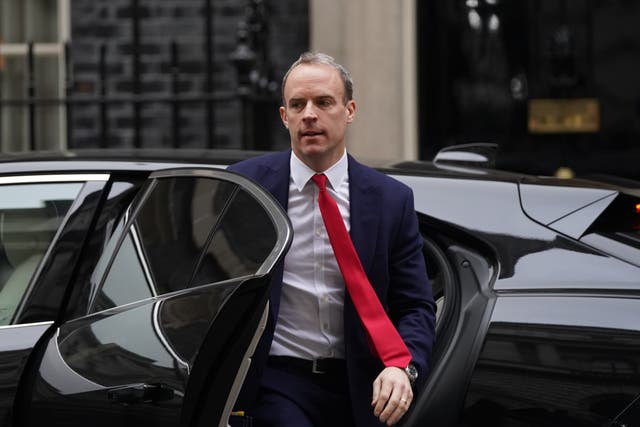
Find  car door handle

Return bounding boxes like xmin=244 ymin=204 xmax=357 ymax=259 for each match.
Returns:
xmin=107 ymin=383 xmax=175 ymax=404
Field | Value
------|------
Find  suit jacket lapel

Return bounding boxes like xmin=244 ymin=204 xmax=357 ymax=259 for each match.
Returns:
xmin=256 ymin=151 xmax=291 ymax=211
xmin=348 ymin=155 xmax=379 ymax=276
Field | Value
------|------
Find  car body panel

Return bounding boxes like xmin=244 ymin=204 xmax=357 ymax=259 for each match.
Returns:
xmin=394 ymin=174 xmax=640 ymax=292
xmin=26 ymin=277 xmax=268 ymax=426
xmin=462 ymin=294 xmax=640 ymax=426
xmin=519 ymin=182 xmax=617 ymax=226
xmin=0 ymin=322 xmax=52 ymax=425
xmin=545 ymin=192 xmax=617 ymax=239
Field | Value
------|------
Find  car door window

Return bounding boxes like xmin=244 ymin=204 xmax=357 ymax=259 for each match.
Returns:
xmin=0 ymin=182 xmax=82 ymax=325
xmin=191 ymin=187 xmax=277 ymax=287
xmin=91 ymin=175 xmax=279 ymax=313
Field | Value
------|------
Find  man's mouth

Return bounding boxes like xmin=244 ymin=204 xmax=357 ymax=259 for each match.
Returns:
xmin=301 ymin=130 xmax=323 ymax=137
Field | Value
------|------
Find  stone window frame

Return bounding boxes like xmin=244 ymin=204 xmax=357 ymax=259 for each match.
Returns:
xmin=0 ymin=0 xmax=70 ymax=152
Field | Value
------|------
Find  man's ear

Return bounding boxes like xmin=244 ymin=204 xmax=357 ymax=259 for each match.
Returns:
xmin=346 ymin=100 xmax=356 ymax=124
xmin=279 ymin=106 xmax=288 ymax=128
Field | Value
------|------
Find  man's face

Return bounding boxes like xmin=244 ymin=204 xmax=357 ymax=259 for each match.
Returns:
xmin=280 ymin=63 xmax=356 ymax=171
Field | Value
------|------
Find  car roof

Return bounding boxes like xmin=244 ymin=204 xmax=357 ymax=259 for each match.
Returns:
xmin=0 ymin=148 xmax=265 ymax=174
xmin=0 ymin=148 xmax=635 ymax=195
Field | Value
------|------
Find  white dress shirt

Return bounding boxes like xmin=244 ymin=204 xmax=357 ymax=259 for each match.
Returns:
xmin=269 ymin=150 xmax=350 ymax=360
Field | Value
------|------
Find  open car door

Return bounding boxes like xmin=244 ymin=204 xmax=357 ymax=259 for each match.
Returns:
xmin=20 ymin=168 xmax=291 ymax=427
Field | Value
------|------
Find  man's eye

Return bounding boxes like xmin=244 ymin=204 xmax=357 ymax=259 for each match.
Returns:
xmin=317 ymin=99 xmax=332 ymax=107
xmin=290 ymin=102 xmax=303 ymax=109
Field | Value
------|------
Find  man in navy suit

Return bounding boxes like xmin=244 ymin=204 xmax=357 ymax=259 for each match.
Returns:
xmin=229 ymin=52 xmax=436 ymax=427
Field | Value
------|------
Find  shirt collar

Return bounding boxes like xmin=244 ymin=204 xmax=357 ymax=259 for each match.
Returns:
xmin=290 ymin=150 xmax=349 ymax=192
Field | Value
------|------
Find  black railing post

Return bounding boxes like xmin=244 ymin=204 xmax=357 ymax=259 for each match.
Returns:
xmin=231 ymin=21 xmax=256 ymax=150
xmin=132 ymin=0 xmax=142 ymax=148
xmin=204 ymin=0 xmax=215 ymax=148
xmin=99 ymin=44 xmax=108 ymax=148
xmin=170 ymin=40 xmax=181 ymax=148
xmin=232 ymin=0 xmax=277 ymax=151
xmin=64 ymin=42 xmax=74 ymax=149
xmin=27 ymin=42 xmax=36 ymax=151
xmin=247 ymin=0 xmax=278 ymax=151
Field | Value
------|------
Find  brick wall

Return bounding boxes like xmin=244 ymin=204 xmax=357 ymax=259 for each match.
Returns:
xmin=69 ymin=0 xmax=308 ymax=150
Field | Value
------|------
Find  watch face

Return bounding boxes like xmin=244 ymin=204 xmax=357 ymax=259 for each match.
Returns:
xmin=406 ymin=364 xmax=418 ymax=383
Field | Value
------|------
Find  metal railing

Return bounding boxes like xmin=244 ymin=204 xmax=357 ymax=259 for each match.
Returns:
xmin=0 ymin=0 xmax=279 ymax=152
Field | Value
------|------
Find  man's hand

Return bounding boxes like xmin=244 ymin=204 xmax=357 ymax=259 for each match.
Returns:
xmin=371 ymin=366 xmax=413 ymax=426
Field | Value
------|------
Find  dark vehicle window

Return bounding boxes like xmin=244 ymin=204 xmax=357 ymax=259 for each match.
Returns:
xmin=96 ymin=230 xmax=156 ymax=308
xmin=91 ymin=175 xmax=278 ymax=313
xmin=582 ymin=193 xmax=640 ymax=266
xmin=191 ymin=188 xmax=277 ymax=287
xmin=0 ymin=182 xmax=82 ymax=325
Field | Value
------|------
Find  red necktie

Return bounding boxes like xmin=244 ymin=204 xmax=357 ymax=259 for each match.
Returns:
xmin=311 ymin=174 xmax=412 ymax=368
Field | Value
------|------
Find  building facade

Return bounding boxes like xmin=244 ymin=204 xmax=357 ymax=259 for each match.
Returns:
xmin=1 ymin=0 xmax=639 ymax=180
xmin=0 ymin=0 xmax=308 ymax=152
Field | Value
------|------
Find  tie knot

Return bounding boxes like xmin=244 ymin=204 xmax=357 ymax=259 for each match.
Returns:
xmin=311 ymin=173 xmax=327 ymax=191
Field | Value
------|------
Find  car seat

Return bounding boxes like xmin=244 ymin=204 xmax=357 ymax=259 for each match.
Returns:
xmin=0 ymin=209 xmax=53 ymax=325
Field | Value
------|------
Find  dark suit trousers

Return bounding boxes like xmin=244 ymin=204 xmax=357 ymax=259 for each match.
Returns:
xmin=250 ymin=357 xmax=355 ymax=427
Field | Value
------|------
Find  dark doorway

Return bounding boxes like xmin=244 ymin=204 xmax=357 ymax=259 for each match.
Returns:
xmin=418 ymin=0 xmax=640 ymax=180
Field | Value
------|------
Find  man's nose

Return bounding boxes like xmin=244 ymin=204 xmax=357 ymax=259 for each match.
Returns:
xmin=302 ymin=101 xmax=318 ymax=120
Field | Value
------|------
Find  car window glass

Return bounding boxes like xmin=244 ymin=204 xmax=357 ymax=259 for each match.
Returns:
xmin=191 ymin=188 xmax=277 ymax=287
xmin=87 ymin=212 xmax=128 ymax=311
xmin=92 ymin=230 xmax=155 ymax=311
xmin=581 ymin=193 xmax=640 ymax=266
xmin=0 ymin=182 xmax=82 ymax=325
xmin=92 ymin=177 xmax=236 ymax=312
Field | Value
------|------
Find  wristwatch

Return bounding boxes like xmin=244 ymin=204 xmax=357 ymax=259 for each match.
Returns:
xmin=404 ymin=363 xmax=418 ymax=386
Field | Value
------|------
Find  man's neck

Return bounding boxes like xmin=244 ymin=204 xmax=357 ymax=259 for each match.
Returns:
xmin=294 ymin=151 xmax=346 ymax=173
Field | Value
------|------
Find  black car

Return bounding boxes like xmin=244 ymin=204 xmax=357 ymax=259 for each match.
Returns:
xmin=0 ymin=146 xmax=639 ymax=427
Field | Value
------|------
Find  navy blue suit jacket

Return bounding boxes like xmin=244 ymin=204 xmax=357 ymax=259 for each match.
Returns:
xmin=229 ymin=151 xmax=436 ymax=427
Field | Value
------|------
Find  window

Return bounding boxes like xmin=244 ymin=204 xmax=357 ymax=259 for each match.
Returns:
xmin=581 ymin=193 xmax=640 ymax=267
xmin=191 ymin=187 xmax=277 ymax=287
xmin=0 ymin=181 xmax=82 ymax=325
xmin=0 ymin=0 xmax=70 ymax=151
xmin=92 ymin=175 xmax=280 ymax=313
